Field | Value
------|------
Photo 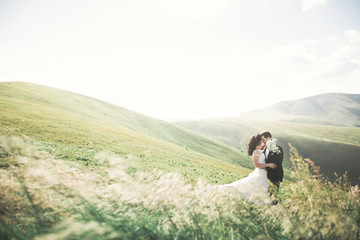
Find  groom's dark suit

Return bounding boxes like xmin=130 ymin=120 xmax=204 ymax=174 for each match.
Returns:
xmin=265 ymin=145 xmax=284 ymax=188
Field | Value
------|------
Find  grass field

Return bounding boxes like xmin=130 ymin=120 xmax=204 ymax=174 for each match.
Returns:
xmin=1 ymin=82 xmax=359 ymax=239
xmin=1 ymin=136 xmax=359 ymax=239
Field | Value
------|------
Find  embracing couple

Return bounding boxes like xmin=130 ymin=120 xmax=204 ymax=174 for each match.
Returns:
xmin=218 ymin=131 xmax=283 ymax=206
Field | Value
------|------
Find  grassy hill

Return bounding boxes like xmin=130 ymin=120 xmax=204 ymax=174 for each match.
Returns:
xmin=0 ymin=81 xmax=252 ymax=183
xmin=1 ymin=82 xmax=359 ymax=240
xmin=176 ymin=118 xmax=360 ymax=185
xmin=238 ymin=93 xmax=360 ymax=127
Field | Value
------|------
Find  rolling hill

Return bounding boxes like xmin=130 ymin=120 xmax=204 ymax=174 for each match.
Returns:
xmin=176 ymin=94 xmax=360 ymax=185
xmin=1 ymin=82 xmax=359 ymax=240
xmin=0 ymin=81 xmax=252 ymax=184
xmin=238 ymin=93 xmax=360 ymax=127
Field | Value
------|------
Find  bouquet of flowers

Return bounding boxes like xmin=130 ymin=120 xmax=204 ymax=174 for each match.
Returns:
xmin=266 ymin=138 xmax=281 ymax=154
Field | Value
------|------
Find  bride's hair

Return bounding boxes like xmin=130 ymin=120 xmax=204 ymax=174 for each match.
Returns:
xmin=247 ymin=134 xmax=262 ymax=156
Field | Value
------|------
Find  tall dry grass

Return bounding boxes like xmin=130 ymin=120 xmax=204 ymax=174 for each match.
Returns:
xmin=0 ymin=136 xmax=359 ymax=239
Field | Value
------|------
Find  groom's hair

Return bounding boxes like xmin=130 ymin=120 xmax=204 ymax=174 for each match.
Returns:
xmin=260 ymin=131 xmax=272 ymax=138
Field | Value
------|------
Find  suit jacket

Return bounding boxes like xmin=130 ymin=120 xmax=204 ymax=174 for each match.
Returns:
xmin=265 ymin=145 xmax=284 ymax=183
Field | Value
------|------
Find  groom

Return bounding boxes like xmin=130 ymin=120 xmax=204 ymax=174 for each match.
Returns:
xmin=260 ymin=131 xmax=283 ymax=201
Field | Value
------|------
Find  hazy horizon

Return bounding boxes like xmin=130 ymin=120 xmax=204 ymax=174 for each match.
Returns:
xmin=1 ymin=0 xmax=360 ymax=120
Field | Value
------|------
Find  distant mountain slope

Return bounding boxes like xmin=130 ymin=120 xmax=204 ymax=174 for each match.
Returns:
xmin=0 ymin=82 xmax=252 ymax=183
xmin=176 ymin=118 xmax=360 ymax=185
xmin=238 ymin=93 xmax=360 ymax=127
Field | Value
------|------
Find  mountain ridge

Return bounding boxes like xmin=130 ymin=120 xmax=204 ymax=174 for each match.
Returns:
xmin=237 ymin=92 xmax=360 ymax=127
xmin=175 ymin=92 xmax=360 ymax=185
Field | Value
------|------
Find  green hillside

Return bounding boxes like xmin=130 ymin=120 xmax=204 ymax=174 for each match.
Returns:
xmin=1 ymin=82 xmax=359 ymax=240
xmin=0 ymin=81 xmax=251 ymax=184
xmin=176 ymin=118 xmax=360 ymax=185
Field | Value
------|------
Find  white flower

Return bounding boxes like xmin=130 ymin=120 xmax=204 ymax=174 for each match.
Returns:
xmin=266 ymin=138 xmax=281 ymax=154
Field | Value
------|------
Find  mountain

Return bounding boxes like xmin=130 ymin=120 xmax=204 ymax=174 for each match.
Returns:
xmin=0 ymin=81 xmax=252 ymax=183
xmin=238 ymin=93 xmax=360 ymax=127
xmin=176 ymin=93 xmax=360 ymax=185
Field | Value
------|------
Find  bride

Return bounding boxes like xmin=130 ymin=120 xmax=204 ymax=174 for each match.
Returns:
xmin=217 ymin=134 xmax=276 ymax=205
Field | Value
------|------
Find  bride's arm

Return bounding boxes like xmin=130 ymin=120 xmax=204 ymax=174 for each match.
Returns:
xmin=253 ymin=155 xmax=276 ymax=169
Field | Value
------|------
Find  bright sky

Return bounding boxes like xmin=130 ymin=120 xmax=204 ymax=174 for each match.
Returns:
xmin=0 ymin=0 xmax=360 ymax=121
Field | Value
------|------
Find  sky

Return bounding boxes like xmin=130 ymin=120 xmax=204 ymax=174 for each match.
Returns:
xmin=0 ymin=0 xmax=359 ymax=121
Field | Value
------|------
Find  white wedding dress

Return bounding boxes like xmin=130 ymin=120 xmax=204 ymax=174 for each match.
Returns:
xmin=217 ymin=149 xmax=272 ymax=205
